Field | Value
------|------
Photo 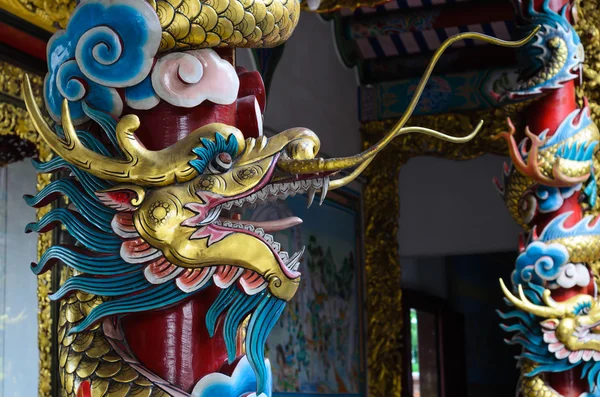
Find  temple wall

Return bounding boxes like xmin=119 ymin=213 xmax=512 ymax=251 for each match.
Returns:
xmin=238 ymin=13 xmax=361 ymax=158
xmin=398 ymin=155 xmax=522 ymax=256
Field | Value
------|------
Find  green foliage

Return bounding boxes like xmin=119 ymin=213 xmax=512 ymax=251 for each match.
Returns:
xmin=410 ymin=309 xmax=420 ymax=374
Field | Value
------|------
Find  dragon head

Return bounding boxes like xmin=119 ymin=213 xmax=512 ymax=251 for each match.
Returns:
xmin=24 ymin=78 xmax=480 ymax=303
xmin=501 ymin=280 xmax=600 ymax=362
xmin=493 ymin=0 xmax=583 ymax=101
xmin=499 ymin=212 xmax=600 ymax=385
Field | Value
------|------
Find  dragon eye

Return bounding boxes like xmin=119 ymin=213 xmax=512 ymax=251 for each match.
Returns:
xmin=207 ymin=152 xmax=233 ymax=174
xmin=573 ymin=301 xmax=593 ymax=315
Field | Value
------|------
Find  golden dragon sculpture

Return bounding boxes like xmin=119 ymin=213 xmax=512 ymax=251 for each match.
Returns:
xmin=21 ymin=0 xmax=538 ymax=395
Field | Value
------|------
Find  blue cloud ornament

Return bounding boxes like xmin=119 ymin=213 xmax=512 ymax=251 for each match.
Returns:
xmin=45 ymin=60 xmax=123 ymax=124
xmin=44 ymin=0 xmax=161 ymax=124
xmin=191 ymin=356 xmax=272 ymax=397
xmin=513 ymin=241 xmax=569 ymax=286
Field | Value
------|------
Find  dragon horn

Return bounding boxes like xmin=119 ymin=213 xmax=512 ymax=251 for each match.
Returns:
xmin=22 ymin=75 xmax=245 ymax=187
xmin=276 ymin=28 xmax=540 ymax=189
xmin=541 ymin=289 xmax=564 ymax=310
xmin=499 ymin=279 xmax=562 ymax=318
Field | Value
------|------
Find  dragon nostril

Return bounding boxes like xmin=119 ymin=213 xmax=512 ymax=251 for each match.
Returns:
xmin=288 ymin=139 xmax=319 ymax=161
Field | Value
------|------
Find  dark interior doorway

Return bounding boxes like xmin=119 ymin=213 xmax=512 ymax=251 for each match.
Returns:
xmin=402 ymin=252 xmax=518 ymax=397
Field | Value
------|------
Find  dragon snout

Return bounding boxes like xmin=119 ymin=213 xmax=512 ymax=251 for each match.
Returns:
xmin=283 ymin=132 xmax=321 ymax=162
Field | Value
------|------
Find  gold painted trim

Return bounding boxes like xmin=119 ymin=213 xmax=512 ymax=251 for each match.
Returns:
xmin=0 ymin=0 xmax=75 ymax=32
xmin=36 ymin=180 xmax=52 ymax=397
xmin=361 ymin=144 xmax=404 ymax=397
xmin=0 ymin=102 xmax=37 ymax=145
xmin=35 ymin=137 xmax=52 ymax=397
xmin=575 ymin=0 xmax=600 ymax=124
xmin=0 ymin=61 xmax=47 ymax=161
xmin=361 ymin=111 xmax=509 ymax=397
xmin=0 ymin=61 xmax=43 ymax=105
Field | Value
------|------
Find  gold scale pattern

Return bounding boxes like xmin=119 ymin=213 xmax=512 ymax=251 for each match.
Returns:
xmin=519 ymin=360 xmax=561 ymax=397
xmin=0 ymin=0 xmax=300 ymax=50
xmin=150 ymin=0 xmax=300 ymax=51
xmin=57 ymin=293 xmax=167 ymax=397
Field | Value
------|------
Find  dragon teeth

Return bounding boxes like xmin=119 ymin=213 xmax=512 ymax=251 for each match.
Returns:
xmin=220 ymin=177 xmax=329 ymax=210
xmin=320 ymin=176 xmax=329 ymax=205
xmin=278 ymin=183 xmax=290 ymax=193
xmin=307 ymin=187 xmax=316 ymax=208
xmin=279 ymin=251 xmax=289 ymax=262
xmin=272 ymin=241 xmax=281 ymax=252
xmin=216 ymin=221 xmax=281 ymax=253
xmin=199 ymin=205 xmax=222 ymax=225
xmin=285 ymin=247 xmax=305 ymax=271
xmin=246 ymin=194 xmax=258 ymax=204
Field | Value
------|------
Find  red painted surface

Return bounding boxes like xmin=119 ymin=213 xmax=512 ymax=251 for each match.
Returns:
xmin=237 ymin=95 xmax=262 ymax=138
xmin=130 ymin=100 xmax=238 ymax=150
xmin=552 ymin=279 xmax=596 ymax=302
xmin=122 ymin=286 xmax=228 ymax=393
xmin=525 ymin=82 xmax=577 ymax=137
xmin=0 ymin=22 xmax=46 ymax=61
xmin=529 ymin=192 xmax=582 ymax=232
xmin=238 ymin=71 xmax=267 ymax=112
xmin=523 ymin=1 xmax=587 ymax=395
xmin=129 ymin=51 xmax=267 ymax=149
xmin=547 ymin=367 xmax=588 ymax=397
xmin=76 ymin=380 xmax=91 ymax=397
xmin=533 ymin=0 xmax=572 ymax=17
xmin=119 ymin=49 xmax=265 ymax=392
xmin=427 ymin=2 xmax=515 ymax=29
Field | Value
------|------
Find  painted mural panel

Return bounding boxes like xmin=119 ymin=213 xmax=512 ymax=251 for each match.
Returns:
xmin=244 ymin=190 xmax=365 ymax=396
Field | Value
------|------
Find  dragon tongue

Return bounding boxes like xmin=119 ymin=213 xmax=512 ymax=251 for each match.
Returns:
xmin=220 ymin=216 xmax=302 ymax=232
